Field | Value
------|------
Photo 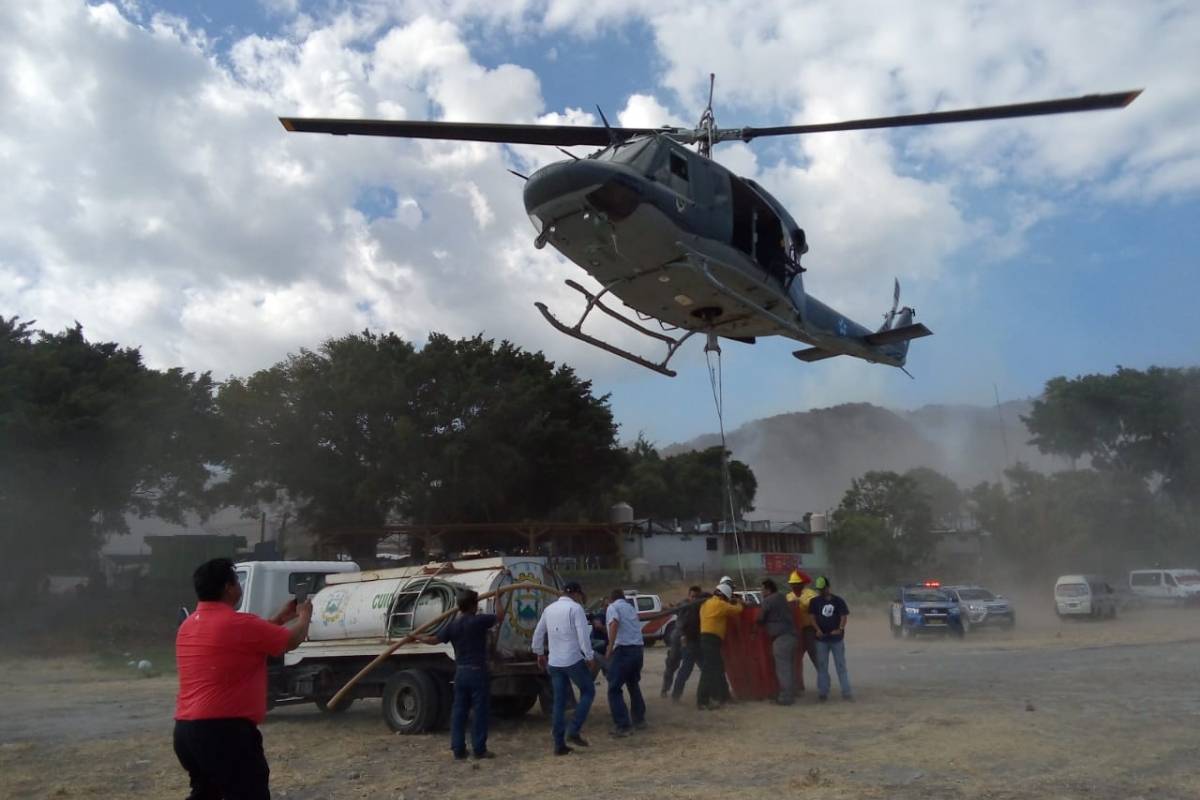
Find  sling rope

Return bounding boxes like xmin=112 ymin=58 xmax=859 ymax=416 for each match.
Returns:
xmin=704 ymin=336 xmax=748 ymax=590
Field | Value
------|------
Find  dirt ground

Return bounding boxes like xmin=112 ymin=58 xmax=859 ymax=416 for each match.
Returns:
xmin=3 ymin=601 xmax=1200 ymax=800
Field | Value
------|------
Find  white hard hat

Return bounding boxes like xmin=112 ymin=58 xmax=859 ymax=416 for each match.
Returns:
xmin=719 ymin=575 xmax=734 ymax=586
xmin=715 ymin=583 xmax=733 ymax=599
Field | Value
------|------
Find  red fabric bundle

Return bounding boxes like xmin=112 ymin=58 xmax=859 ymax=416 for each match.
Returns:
xmin=720 ymin=604 xmax=808 ymax=700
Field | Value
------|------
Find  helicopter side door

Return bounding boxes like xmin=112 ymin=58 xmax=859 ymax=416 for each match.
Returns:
xmin=729 ymin=177 xmax=788 ymax=284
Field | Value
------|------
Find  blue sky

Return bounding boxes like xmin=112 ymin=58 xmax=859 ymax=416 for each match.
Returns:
xmin=2 ymin=1 xmax=1197 ymax=446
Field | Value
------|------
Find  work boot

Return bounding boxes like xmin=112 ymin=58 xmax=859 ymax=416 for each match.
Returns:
xmin=567 ymin=734 xmax=589 ymax=748
xmin=633 ymin=721 xmax=648 ymax=731
xmin=473 ymin=751 xmax=495 ymax=760
xmin=609 ymin=727 xmax=631 ymax=738
xmin=554 ymin=745 xmax=573 ymax=756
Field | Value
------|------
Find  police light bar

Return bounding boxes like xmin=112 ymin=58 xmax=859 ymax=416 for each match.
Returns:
xmin=922 ymin=580 xmax=941 ymax=588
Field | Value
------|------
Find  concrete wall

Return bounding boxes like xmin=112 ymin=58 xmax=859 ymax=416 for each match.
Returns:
xmin=622 ymin=532 xmax=723 ymax=575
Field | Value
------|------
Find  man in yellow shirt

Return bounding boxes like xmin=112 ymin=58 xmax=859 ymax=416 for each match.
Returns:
xmin=787 ymin=571 xmax=819 ymax=675
xmin=696 ymin=583 xmax=743 ymax=710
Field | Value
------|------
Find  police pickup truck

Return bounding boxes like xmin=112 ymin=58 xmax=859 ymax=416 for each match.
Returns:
xmin=889 ymin=582 xmax=964 ymax=638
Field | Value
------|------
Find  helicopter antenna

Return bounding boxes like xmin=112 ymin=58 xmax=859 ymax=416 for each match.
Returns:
xmin=697 ymin=73 xmax=717 ymax=159
xmin=595 ymin=105 xmax=620 ymax=146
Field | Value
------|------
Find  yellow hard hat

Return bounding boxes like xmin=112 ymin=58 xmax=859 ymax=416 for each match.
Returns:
xmin=788 ymin=570 xmax=807 ymax=585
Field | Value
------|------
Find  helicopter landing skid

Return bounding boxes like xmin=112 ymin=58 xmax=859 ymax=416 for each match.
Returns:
xmin=535 ymin=279 xmax=697 ymax=377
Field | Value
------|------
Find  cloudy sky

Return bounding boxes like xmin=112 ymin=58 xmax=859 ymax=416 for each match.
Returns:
xmin=3 ymin=0 xmax=1198 ymax=445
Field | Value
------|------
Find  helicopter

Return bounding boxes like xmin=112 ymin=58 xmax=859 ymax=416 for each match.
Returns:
xmin=280 ymin=79 xmax=1140 ymax=377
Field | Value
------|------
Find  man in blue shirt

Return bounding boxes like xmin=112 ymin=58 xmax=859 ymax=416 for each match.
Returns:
xmin=604 ymin=589 xmax=646 ymax=737
xmin=808 ymin=576 xmax=853 ymax=702
xmin=418 ymin=589 xmax=497 ymax=759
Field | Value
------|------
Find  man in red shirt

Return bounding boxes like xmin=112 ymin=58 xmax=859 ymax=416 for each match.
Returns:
xmin=174 ymin=558 xmax=312 ymax=799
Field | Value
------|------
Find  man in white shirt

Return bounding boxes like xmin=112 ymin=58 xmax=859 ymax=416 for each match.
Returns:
xmin=532 ymin=581 xmax=596 ymax=755
xmin=604 ymin=589 xmax=646 ymax=737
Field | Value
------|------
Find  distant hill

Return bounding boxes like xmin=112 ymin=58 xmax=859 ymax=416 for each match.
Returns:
xmin=663 ymin=401 xmax=1068 ymax=520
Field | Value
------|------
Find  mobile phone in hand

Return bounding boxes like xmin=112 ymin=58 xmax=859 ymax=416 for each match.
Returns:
xmin=294 ymin=583 xmax=309 ymax=605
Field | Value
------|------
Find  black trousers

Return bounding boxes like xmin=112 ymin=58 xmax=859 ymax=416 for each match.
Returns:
xmin=173 ymin=719 xmax=270 ymax=800
xmin=696 ymin=633 xmax=730 ymax=707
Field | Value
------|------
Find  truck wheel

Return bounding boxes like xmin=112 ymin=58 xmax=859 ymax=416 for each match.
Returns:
xmin=492 ymin=694 xmax=538 ymax=718
xmin=315 ymin=696 xmax=353 ymax=714
xmin=381 ymin=669 xmax=440 ymax=734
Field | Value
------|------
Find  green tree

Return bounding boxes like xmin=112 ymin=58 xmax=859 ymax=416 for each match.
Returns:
xmin=215 ymin=330 xmax=419 ymax=537
xmin=0 ymin=318 xmax=216 ymax=585
xmin=1024 ymin=366 xmax=1200 ymax=508
xmin=617 ymin=439 xmax=757 ymax=521
xmin=216 ymin=332 xmax=627 ymax=555
xmin=403 ymin=334 xmax=626 ymax=523
xmin=905 ymin=466 xmax=964 ymax=529
xmin=836 ymin=470 xmax=937 ymax=568
xmin=826 ymin=512 xmax=902 ymax=587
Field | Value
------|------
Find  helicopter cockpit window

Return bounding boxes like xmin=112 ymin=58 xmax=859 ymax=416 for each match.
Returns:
xmin=669 ymin=152 xmax=689 ymax=182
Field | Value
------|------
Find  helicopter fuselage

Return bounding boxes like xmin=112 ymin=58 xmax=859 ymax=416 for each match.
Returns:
xmin=523 ymin=134 xmax=911 ymax=366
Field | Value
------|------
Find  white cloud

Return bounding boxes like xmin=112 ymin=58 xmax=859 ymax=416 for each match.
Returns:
xmin=0 ymin=0 xmax=1197 ymax=435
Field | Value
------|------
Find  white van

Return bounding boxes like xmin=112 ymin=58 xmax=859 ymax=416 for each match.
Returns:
xmin=1128 ymin=569 xmax=1200 ymax=606
xmin=1054 ymin=574 xmax=1118 ymax=619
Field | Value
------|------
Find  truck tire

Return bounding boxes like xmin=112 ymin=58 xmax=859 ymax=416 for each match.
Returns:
xmin=381 ymin=669 xmax=440 ymax=734
xmin=492 ymin=694 xmax=538 ymax=718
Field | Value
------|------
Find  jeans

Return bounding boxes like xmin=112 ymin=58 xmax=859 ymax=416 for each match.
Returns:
xmin=696 ymin=633 xmax=730 ymax=707
xmin=450 ymin=666 xmax=489 ymax=756
xmin=173 ymin=719 xmax=269 ymax=800
xmin=815 ymin=638 xmax=852 ymax=698
xmin=771 ymin=633 xmax=798 ymax=704
xmin=670 ymin=639 xmax=700 ymax=700
xmin=549 ymin=660 xmax=595 ymax=748
xmin=607 ymin=645 xmax=645 ymax=730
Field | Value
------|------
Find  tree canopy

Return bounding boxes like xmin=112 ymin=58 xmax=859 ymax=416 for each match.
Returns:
xmin=616 ymin=436 xmax=757 ymax=521
xmin=215 ymin=332 xmax=628 ymax=549
xmin=0 ymin=318 xmax=216 ymax=581
xmin=1024 ymin=366 xmax=1200 ymax=507
xmin=829 ymin=469 xmax=942 ymax=586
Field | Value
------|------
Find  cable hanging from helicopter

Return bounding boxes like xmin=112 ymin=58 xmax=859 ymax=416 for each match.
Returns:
xmin=280 ymin=79 xmax=1140 ymax=378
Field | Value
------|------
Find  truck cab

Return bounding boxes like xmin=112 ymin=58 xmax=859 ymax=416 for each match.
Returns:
xmin=233 ymin=560 xmax=360 ymax=620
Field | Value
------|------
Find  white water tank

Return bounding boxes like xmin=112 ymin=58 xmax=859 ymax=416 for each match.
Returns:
xmin=810 ymin=513 xmax=828 ymax=534
xmin=611 ymin=502 xmax=634 ymax=525
xmin=628 ymin=557 xmax=652 ymax=582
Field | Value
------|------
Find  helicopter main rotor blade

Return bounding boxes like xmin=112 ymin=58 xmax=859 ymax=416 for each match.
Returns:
xmin=279 ymin=117 xmax=668 ymax=147
xmin=734 ymin=90 xmax=1141 ymax=141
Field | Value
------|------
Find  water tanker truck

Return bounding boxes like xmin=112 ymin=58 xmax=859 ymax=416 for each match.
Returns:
xmin=234 ymin=557 xmax=562 ymax=733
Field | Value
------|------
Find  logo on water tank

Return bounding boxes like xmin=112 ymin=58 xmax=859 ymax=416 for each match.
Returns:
xmin=320 ymin=589 xmax=348 ymax=625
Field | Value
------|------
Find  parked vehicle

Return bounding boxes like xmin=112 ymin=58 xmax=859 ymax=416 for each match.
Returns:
xmin=1054 ymin=574 xmax=1118 ymax=619
xmin=733 ymin=590 xmax=763 ymax=606
xmin=942 ymin=585 xmax=1015 ymax=633
xmin=1128 ymin=569 xmax=1200 ymax=606
xmin=619 ymin=591 xmax=676 ymax=645
xmin=889 ymin=581 xmax=963 ymax=638
xmin=226 ymin=557 xmax=561 ymax=733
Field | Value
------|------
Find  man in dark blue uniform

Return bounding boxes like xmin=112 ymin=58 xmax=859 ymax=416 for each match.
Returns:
xmin=419 ymin=589 xmax=497 ymax=759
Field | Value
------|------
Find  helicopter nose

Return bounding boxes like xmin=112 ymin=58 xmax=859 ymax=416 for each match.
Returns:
xmin=523 ymin=159 xmax=641 ymax=224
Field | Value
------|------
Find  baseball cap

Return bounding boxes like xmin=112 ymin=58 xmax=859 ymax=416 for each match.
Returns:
xmin=814 ymin=576 xmax=829 ymax=590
